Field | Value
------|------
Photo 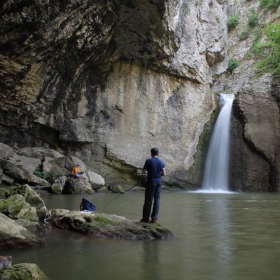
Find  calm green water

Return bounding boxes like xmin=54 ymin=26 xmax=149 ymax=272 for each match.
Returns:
xmin=2 ymin=191 xmax=280 ymax=280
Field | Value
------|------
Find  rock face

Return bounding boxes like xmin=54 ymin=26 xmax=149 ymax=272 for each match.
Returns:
xmin=50 ymin=209 xmax=173 ymax=240
xmin=0 ymin=0 xmax=228 ymax=188
xmin=0 ymin=263 xmax=48 ymax=280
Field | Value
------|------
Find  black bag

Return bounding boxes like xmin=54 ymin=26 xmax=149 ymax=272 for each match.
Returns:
xmin=80 ymin=198 xmax=96 ymax=212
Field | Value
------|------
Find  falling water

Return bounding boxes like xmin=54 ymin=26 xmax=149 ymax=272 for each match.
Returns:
xmin=202 ymin=94 xmax=235 ymax=191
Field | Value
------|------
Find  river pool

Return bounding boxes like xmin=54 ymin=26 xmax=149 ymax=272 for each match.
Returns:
xmin=2 ymin=191 xmax=280 ymax=280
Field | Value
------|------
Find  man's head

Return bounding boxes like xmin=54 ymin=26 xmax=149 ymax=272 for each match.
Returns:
xmin=76 ymin=164 xmax=80 ymax=167
xmin=151 ymin=147 xmax=159 ymax=157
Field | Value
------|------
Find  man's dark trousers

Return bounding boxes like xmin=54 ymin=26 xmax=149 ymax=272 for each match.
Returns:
xmin=142 ymin=180 xmax=161 ymax=222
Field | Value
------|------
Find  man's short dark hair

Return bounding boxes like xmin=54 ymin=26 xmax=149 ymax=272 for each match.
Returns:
xmin=151 ymin=147 xmax=159 ymax=156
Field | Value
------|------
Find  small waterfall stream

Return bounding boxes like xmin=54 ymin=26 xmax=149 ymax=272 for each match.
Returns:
xmin=201 ymin=94 xmax=235 ymax=192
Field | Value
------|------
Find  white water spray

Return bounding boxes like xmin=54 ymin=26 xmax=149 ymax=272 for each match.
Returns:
xmin=201 ymin=94 xmax=235 ymax=192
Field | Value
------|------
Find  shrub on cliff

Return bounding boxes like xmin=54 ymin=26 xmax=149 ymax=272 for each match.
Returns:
xmin=239 ymin=27 xmax=250 ymax=40
xmin=248 ymin=9 xmax=258 ymax=27
xmin=34 ymin=167 xmax=56 ymax=184
xmin=260 ymin=0 xmax=280 ymax=9
xmin=227 ymin=58 xmax=239 ymax=73
xmin=255 ymin=23 xmax=280 ymax=76
xmin=227 ymin=15 xmax=239 ymax=31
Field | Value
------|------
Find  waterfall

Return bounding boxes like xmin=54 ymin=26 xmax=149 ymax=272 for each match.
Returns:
xmin=202 ymin=94 xmax=235 ymax=191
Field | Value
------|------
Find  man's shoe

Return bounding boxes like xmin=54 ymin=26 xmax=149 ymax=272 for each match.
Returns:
xmin=140 ymin=219 xmax=149 ymax=223
xmin=151 ymin=217 xmax=157 ymax=223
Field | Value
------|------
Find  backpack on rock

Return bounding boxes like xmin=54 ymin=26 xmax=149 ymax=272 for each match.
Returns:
xmin=80 ymin=198 xmax=96 ymax=212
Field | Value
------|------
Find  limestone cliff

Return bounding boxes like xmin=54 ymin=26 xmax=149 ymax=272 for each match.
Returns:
xmin=2 ymin=0 xmax=278 ymax=192
xmin=0 ymin=0 xmax=228 ymax=188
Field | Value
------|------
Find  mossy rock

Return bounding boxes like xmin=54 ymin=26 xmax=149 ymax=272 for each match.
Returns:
xmin=50 ymin=210 xmax=173 ymax=240
xmin=50 ymin=184 xmax=64 ymax=194
xmin=2 ymin=185 xmax=48 ymax=221
xmin=108 ymin=185 xmax=126 ymax=194
xmin=0 ymin=194 xmax=39 ymax=222
xmin=0 ymin=188 xmax=9 ymax=199
xmin=10 ymin=185 xmax=45 ymax=209
xmin=0 ymin=263 xmax=48 ymax=280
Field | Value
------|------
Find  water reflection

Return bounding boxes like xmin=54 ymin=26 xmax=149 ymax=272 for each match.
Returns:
xmin=141 ymin=241 xmax=160 ymax=280
xmin=201 ymin=194 xmax=233 ymax=278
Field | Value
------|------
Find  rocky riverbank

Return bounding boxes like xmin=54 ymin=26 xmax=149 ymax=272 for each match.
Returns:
xmin=0 ymin=184 xmax=173 ymax=245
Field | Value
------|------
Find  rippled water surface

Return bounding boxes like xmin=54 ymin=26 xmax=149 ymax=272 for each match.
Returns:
xmin=2 ymin=191 xmax=280 ymax=280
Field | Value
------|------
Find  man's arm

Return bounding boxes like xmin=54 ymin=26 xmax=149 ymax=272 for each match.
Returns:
xmin=142 ymin=168 xmax=147 ymax=175
xmin=161 ymin=168 xmax=166 ymax=176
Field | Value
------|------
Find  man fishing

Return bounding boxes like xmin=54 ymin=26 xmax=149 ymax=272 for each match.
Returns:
xmin=141 ymin=147 xmax=166 ymax=223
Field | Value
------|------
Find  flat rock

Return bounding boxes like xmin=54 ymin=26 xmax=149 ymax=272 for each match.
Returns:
xmin=50 ymin=209 xmax=173 ymax=240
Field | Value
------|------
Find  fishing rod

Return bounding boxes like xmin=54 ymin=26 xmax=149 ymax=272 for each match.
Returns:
xmin=105 ymin=173 xmax=183 ymax=205
xmin=106 ymin=174 xmax=146 ymax=205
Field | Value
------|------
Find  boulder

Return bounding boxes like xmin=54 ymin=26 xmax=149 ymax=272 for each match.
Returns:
xmin=0 ymin=143 xmax=14 ymax=160
xmin=43 ymin=156 xmax=87 ymax=176
xmin=0 ymin=144 xmax=106 ymax=191
xmin=50 ymin=176 xmax=67 ymax=194
xmin=0 ymin=213 xmax=44 ymax=249
xmin=108 ymin=185 xmax=126 ymax=194
xmin=1 ymin=159 xmax=49 ymax=186
xmin=63 ymin=177 xmax=94 ymax=194
xmin=0 ymin=263 xmax=48 ymax=280
xmin=0 ymin=185 xmax=47 ymax=221
xmin=0 ymin=194 xmax=38 ymax=222
xmin=50 ymin=209 xmax=173 ymax=240
xmin=10 ymin=184 xmax=45 ymax=209
xmin=87 ymin=171 xmax=105 ymax=188
xmin=0 ymin=146 xmax=65 ymax=187
xmin=15 ymin=219 xmax=49 ymax=237
xmin=18 ymin=147 xmax=64 ymax=160
xmin=1 ymin=174 xmax=14 ymax=185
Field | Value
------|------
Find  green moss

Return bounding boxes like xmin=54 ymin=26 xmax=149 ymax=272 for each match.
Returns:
xmin=0 ymin=263 xmax=48 ymax=280
xmin=0 ymin=187 xmax=10 ymax=199
xmin=108 ymin=185 xmax=125 ymax=194
xmin=241 ymin=88 xmax=254 ymax=94
xmin=50 ymin=185 xmax=62 ymax=194
xmin=94 ymin=216 xmax=118 ymax=226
